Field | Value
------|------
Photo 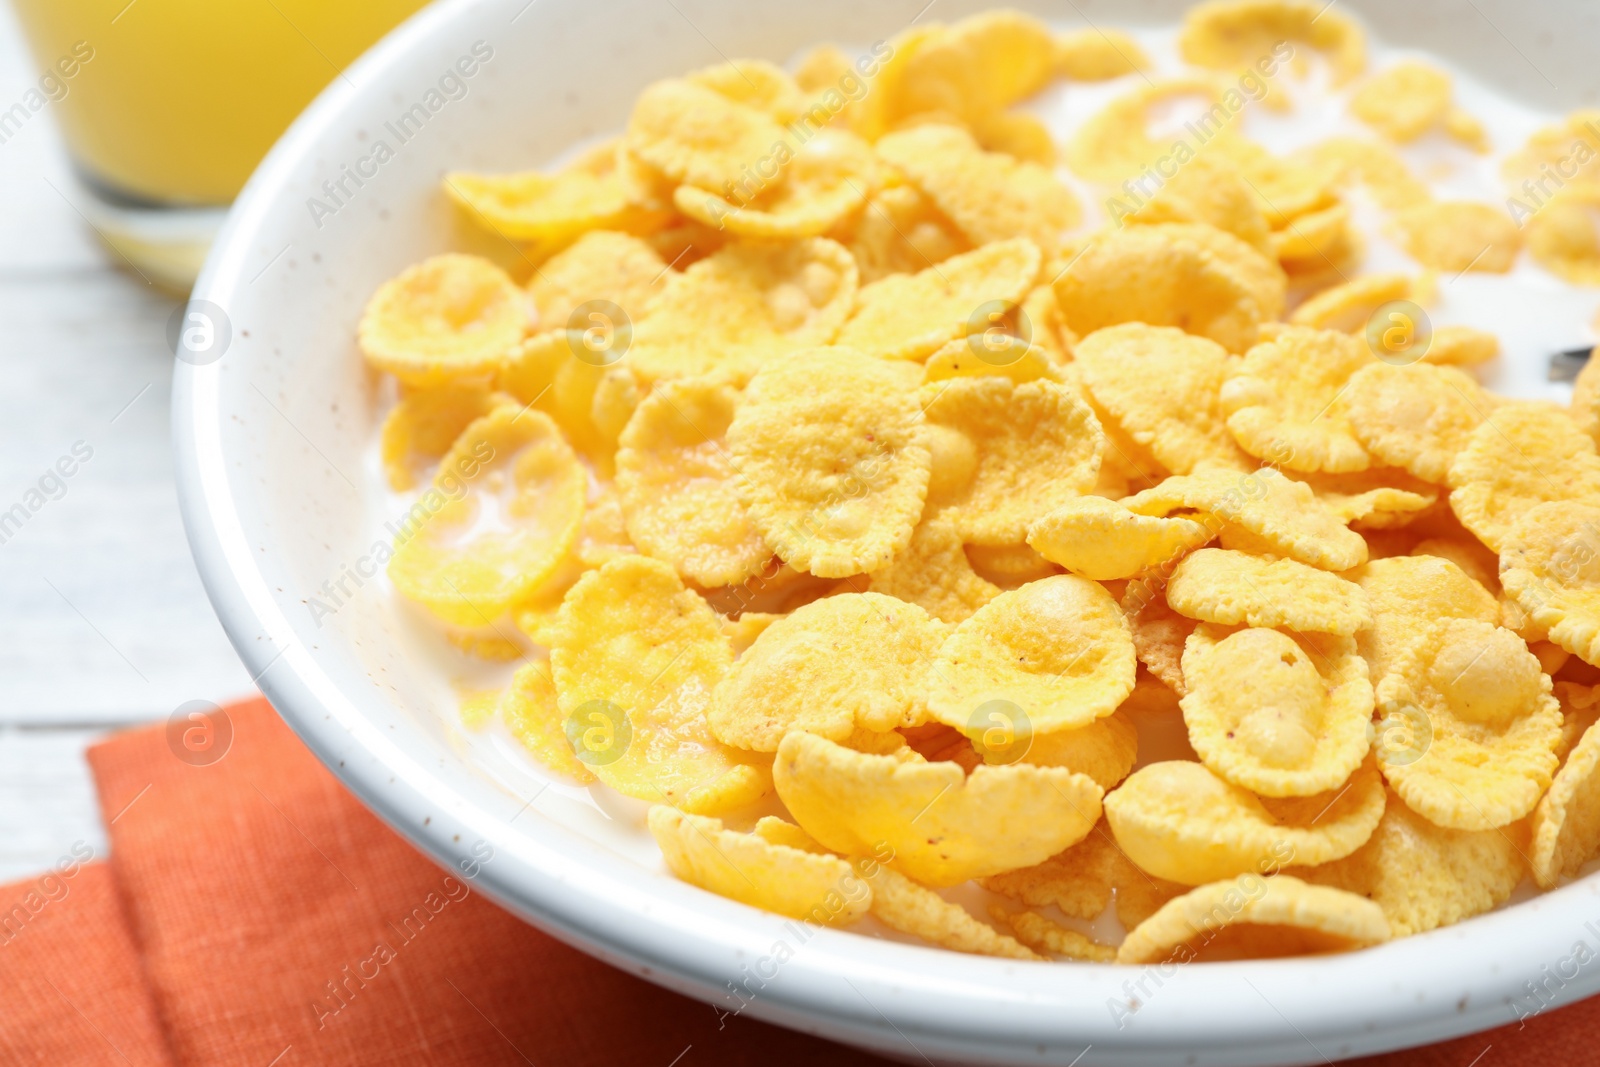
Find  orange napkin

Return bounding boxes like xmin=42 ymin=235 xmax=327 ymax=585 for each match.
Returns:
xmin=0 ymin=696 xmax=1590 ymax=1065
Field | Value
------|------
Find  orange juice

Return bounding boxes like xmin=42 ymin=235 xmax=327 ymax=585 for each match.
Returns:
xmin=11 ymin=0 xmax=429 ymax=205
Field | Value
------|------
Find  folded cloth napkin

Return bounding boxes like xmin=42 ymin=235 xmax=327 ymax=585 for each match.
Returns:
xmin=0 ymin=697 xmax=1590 ymax=1065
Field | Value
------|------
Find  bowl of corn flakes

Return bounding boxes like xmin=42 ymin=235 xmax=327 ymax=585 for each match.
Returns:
xmin=175 ymin=0 xmax=1600 ymax=1061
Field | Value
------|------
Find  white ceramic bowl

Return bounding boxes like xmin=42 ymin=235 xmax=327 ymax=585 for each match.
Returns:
xmin=174 ymin=1 xmax=1600 ymax=1062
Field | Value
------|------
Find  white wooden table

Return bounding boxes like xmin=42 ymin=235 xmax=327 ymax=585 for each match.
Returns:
xmin=0 ymin=3 xmax=254 ymax=881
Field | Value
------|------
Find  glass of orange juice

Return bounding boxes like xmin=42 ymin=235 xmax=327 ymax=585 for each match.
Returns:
xmin=10 ymin=0 xmax=429 ymax=290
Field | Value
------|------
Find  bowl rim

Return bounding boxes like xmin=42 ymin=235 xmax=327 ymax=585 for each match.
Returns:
xmin=172 ymin=0 xmax=1600 ymax=1061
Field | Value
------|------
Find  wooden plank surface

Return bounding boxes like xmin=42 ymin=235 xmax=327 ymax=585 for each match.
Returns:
xmin=0 ymin=1 xmax=255 ymax=880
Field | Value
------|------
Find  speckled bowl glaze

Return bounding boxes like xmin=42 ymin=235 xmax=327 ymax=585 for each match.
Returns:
xmin=174 ymin=1 xmax=1600 ymax=1062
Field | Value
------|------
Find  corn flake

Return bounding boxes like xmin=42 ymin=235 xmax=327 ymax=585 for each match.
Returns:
xmin=625 ymin=79 xmax=790 ymax=193
xmin=502 ymin=661 xmax=593 ymax=783
xmin=380 ymin=384 xmax=513 ymax=491
xmin=1121 ymin=581 xmax=1199 ymax=695
xmin=614 ymin=374 xmax=769 ymax=587
xmin=674 ymin=129 xmax=875 ymax=239
xmin=1342 ymin=362 xmax=1491 ymax=485
xmin=1447 ymin=401 xmax=1600 ymax=552
xmin=921 ymin=377 xmax=1102 ymax=545
xmin=388 ymin=407 xmax=585 ymax=626
xmin=1028 ymin=496 xmax=1211 ymax=581
xmin=1392 ymin=201 xmax=1520 ymax=274
xmin=775 ymin=731 xmax=1103 ymax=886
xmin=1117 ymin=874 xmax=1389 ymax=964
xmin=1221 ymin=326 xmax=1373 ymax=474
xmin=359 ymin=254 xmax=529 ymax=386
xmin=875 ymin=124 xmax=1079 ymax=253
xmin=1300 ymin=797 xmax=1524 ymax=935
xmin=1531 ymin=714 xmax=1600 ymax=887
xmin=1104 ymin=758 xmax=1385 ymax=885
xmin=1350 ymin=61 xmax=1453 ymax=144
xmin=925 ymin=575 xmax=1136 ymax=735
xmin=1169 ymin=549 xmax=1371 ymax=634
xmin=628 ymin=237 xmax=859 ymax=384
xmin=648 ymin=807 xmax=868 ymax=923
xmin=838 ymin=238 xmax=1041 ymax=361
xmin=1075 ymin=323 xmax=1255 ymax=474
xmin=1179 ymin=0 xmax=1365 ymax=86
xmin=550 ymin=556 xmax=767 ymax=811
xmin=1500 ymin=500 xmax=1600 ymax=667
xmin=1055 ymin=28 xmax=1151 ymax=81
xmin=856 ymin=860 xmax=1041 ymax=960
xmin=729 ymin=347 xmax=930 ymax=576
xmin=1376 ymin=617 xmax=1561 ymax=831
xmin=867 ymin=511 xmax=1002 ymax=624
xmin=1182 ymin=624 xmax=1373 ymax=796
xmin=709 ymin=592 xmax=942 ymax=751
xmin=838 ymin=184 xmax=971 ymax=285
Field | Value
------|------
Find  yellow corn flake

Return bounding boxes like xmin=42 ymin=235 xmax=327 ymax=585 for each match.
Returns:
xmin=1055 ymin=27 xmax=1150 ymax=81
xmin=867 ymin=512 xmax=1001 ymax=624
xmin=1350 ymin=61 xmax=1453 ymax=144
xmin=1287 ymin=271 xmax=1415 ymax=333
xmin=1504 ymin=111 xmax=1600 ymax=195
xmin=1207 ymin=136 xmax=1340 ymax=227
xmin=1501 ymin=500 xmax=1600 ymax=667
xmin=1292 ymin=137 xmax=1432 ymax=214
xmin=380 ymin=384 xmax=513 ymax=491
xmin=971 ymin=111 xmax=1057 ymax=166
xmin=447 ymin=629 xmax=525 ymax=663
xmin=709 ymin=592 xmax=942 ymax=751
xmin=648 ymin=807 xmax=868 ymax=923
xmin=887 ymin=10 xmax=1057 ymax=128
xmin=628 ymin=237 xmax=859 ymax=384
xmin=964 ymin=543 xmax=1062 ymax=588
xmin=921 ymin=377 xmax=1102 ymax=545
xmin=1526 ymin=188 xmax=1600 ymax=285
xmin=388 ymin=407 xmax=585 ymax=626
xmin=995 ymin=908 xmax=1117 ymax=962
xmin=359 ymin=254 xmax=530 ymax=386
xmin=1179 ymin=0 xmax=1365 ymax=86
xmin=1063 ymin=78 xmax=1223 ymax=185
xmin=775 ymin=731 xmax=1103 ymax=886
xmin=838 ymin=238 xmax=1042 ymax=361
xmin=1410 ymin=538 xmax=1499 ymax=593
xmin=1125 ymin=466 xmax=1368 ymax=571
xmin=875 ymin=124 xmax=1079 ymax=253
xmin=925 ymin=575 xmax=1136 ymax=735
xmin=526 ymin=229 xmax=666 ymax=333
xmin=1352 ymin=555 xmax=1501 ymax=685
xmin=1117 ymin=874 xmax=1388 ymax=964
xmin=1221 ymin=326 xmax=1373 ymax=474
xmin=1129 ymin=153 xmax=1273 ymax=257
xmin=719 ymin=611 xmax=784 ymax=655
xmin=501 ymin=661 xmax=594 ymax=783
xmin=1028 ymin=496 xmax=1211 ymax=581
xmin=511 ymin=560 xmax=581 ymax=647
xmin=729 ymin=347 xmax=930 ymax=576
xmin=1014 ymin=713 xmax=1139 ymax=790
xmin=1392 ymin=201 xmax=1520 ymax=274
xmin=982 ymin=820 xmax=1184 ymax=928
xmin=1181 ymin=624 xmax=1373 ymax=796
xmin=588 ymin=365 xmax=640 ymax=450
xmin=1054 ymin=224 xmax=1284 ymax=355
xmin=1169 ymin=549 xmax=1371 ymax=635
xmin=1448 ymin=401 xmax=1600 ymax=553
xmin=686 ymin=59 xmax=807 ymax=123
xmin=1296 ymin=469 xmax=1439 ymax=530
xmin=1376 ymin=617 xmax=1561 ymax=831
xmin=1105 ymin=758 xmax=1386 ymax=885
xmin=838 ymin=184 xmax=971 ymax=285
xmin=1299 ymin=797 xmax=1524 ymax=936
xmin=1075 ymin=323 xmax=1255 ymax=475
xmin=614 ymin=374 xmax=769 ymax=587
xmin=1122 ymin=582 xmax=1198 ymax=695
xmin=550 ymin=556 xmax=767 ymax=811
xmin=624 ymin=78 xmax=790 ymax=193
xmin=922 ymin=337 xmax=1053 ymax=386
xmin=1273 ymin=203 xmax=1362 ymax=279
xmin=1426 ymin=325 xmax=1499 ymax=368
xmin=1531 ymin=713 xmax=1600 ymax=887
xmin=1341 ymin=362 xmax=1491 ymax=485
xmin=674 ymin=129 xmax=874 ymax=239
xmin=856 ymin=860 xmax=1041 ymax=960
xmin=443 ymin=151 xmax=664 ymax=246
